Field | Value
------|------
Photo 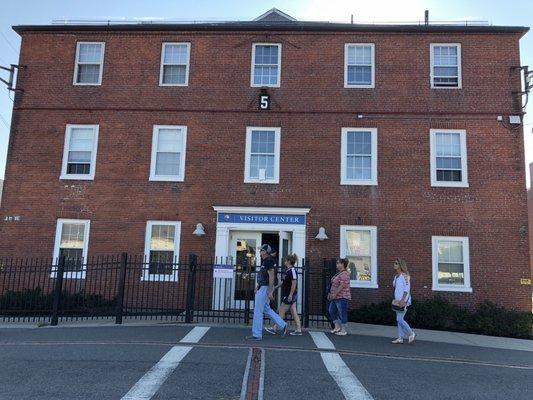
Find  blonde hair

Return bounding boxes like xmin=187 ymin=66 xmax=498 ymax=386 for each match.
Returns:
xmin=285 ymin=254 xmax=298 ymax=266
xmin=395 ymin=258 xmax=410 ymax=276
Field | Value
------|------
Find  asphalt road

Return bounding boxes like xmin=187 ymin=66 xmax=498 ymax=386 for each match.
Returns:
xmin=0 ymin=324 xmax=532 ymax=400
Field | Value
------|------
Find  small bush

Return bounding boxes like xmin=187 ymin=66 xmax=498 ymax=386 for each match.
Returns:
xmin=348 ymin=297 xmax=533 ymax=339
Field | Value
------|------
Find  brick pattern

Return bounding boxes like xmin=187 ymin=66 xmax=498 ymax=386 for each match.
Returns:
xmin=0 ymin=29 xmax=530 ymax=312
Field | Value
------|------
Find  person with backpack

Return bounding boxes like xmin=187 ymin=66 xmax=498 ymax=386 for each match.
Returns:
xmin=265 ymin=254 xmax=302 ymax=336
xmin=391 ymin=258 xmax=416 ymax=344
xmin=245 ymin=244 xmax=288 ymax=341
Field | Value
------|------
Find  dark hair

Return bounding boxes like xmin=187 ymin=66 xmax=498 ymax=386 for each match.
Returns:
xmin=285 ymin=254 xmax=298 ymax=266
xmin=336 ymin=258 xmax=349 ymax=270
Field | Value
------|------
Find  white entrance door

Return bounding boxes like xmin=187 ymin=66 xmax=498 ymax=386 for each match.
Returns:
xmin=229 ymin=231 xmax=261 ymax=309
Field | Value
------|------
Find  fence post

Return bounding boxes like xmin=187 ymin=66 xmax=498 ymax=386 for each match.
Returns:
xmin=303 ymin=258 xmax=310 ymax=328
xmin=244 ymin=259 xmax=251 ymax=325
xmin=185 ymin=254 xmax=197 ymax=323
xmin=50 ymin=256 xmax=65 ymax=326
xmin=115 ymin=252 xmax=128 ymax=325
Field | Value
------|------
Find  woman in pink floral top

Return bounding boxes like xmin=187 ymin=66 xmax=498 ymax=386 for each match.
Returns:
xmin=327 ymin=258 xmax=352 ymax=336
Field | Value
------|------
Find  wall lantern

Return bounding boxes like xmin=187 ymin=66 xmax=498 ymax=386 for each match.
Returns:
xmin=315 ymin=226 xmax=328 ymax=241
xmin=193 ymin=223 xmax=206 ymax=237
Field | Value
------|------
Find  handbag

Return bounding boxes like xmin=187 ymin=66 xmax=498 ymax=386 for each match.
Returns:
xmin=391 ymin=299 xmax=405 ymax=312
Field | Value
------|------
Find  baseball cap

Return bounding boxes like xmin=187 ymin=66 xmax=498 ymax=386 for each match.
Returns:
xmin=260 ymin=244 xmax=272 ymax=254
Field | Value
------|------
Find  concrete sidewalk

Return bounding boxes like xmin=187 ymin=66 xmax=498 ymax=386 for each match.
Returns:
xmin=1 ymin=318 xmax=532 ymax=352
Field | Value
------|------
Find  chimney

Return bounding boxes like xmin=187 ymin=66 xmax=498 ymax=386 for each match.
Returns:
xmin=424 ymin=10 xmax=429 ymax=25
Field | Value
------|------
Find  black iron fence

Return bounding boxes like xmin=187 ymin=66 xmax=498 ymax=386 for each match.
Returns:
xmin=0 ymin=254 xmax=332 ymax=327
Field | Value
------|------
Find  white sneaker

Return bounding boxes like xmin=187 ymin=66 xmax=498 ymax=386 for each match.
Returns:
xmin=408 ymin=331 xmax=416 ymax=343
xmin=330 ymin=327 xmax=341 ymax=334
xmin=265 ymin=327 xmax=278 ymax=335
xmin=391 ymin=337 xmax=404 ymax=344
xmin=335 ymin=330 xmax=348 ymax=336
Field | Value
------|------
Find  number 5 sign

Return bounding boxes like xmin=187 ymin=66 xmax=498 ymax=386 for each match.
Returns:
xmin=259 ymin=94 xmax=270 ymax=110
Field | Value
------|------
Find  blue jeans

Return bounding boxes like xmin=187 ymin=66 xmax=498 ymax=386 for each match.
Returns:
xmin=252 ymin=286 xmax=287 ymax=338
xmin=395 ymin=309 xmax=413 ymax=338
xmin=329 ymin=298 xmax=348 ymax=326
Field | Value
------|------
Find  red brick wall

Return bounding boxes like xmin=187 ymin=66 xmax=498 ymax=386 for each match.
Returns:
xmin=0 ymin=29 xmax=530 ymax=312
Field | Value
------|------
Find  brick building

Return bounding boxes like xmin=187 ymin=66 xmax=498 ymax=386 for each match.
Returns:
xmin=529 ymin=163 xmax=533 ymax=280
xmin=1 ymin=9 xmax=531 ymax=312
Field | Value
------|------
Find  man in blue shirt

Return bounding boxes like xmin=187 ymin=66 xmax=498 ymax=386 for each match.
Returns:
xmin=245 ymin=244 xmax=288 ymax=340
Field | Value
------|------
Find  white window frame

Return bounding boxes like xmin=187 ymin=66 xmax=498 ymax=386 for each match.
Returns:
xmin=51 ymin=219 xmax=90 ymax=279
xmin=340 ymin=225 xmax=378 ymax=288
xmin=344 ymin=43 xmax=375 ymax=88
xmin=60 ymin=124 xmax=99 ymax=181
xmin=432 ymin=236 xmax=472 ymax=292
xmin=430 ymin=129 xmax=468 ymax=187
xmin=244 ymin=126 xmax=281 ymax=184
xmin=250 ymin=43 xmax=282 ymax=88
xmin=341 ymin=127 xmax=378 ymax=186
xmin=430 ymin=43 xmax=462 ymax=89
xmin=149 ymin=125 xmax=187 ymax=182
xmin=159 ymin=42 xmax=191 ymax=87
xmin=73 ymin=42 xmax=105 ymax=86
xmin=143 ymin=221 xmax=181 ymax=282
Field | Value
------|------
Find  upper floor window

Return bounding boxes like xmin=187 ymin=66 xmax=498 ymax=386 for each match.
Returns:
xmin=52 ymin=219 xmax=90 ymax=279
xmin=430 ymin=43 xmax=461 ymax=89
xmin=340 ymin=225 xmax=378 ymax=288
xmin=432 ymin=236 xmax=471 ymax=292
xmin=159 ymin=43 xmax=191 ymax=86
xmin=244 ymin=127 xmax=281 ymax=184
xmin=430 ymin=129 xmax=468 ymax=187
xmin=143 ymin=221 xmax=181 ymax=281
xmin=251 ymin=44 xmax=281 ymax=87
xmin=60 ymin=124 xmax=99 ymax=180
xmin=344 ymin=44 xmax=375 ymax=88
xmin=150 ymin=125 xmax=187 ymax=181
xmin=341 ymin=128 xmax=378 ymax=185
xmin=73 ymin=42 xmax=105 ymax=85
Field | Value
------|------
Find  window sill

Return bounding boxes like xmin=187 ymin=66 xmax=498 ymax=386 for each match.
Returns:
xmin=149 ymin=176 xmax=185 ymax=182
xmin=244 ymin=179 xmax=279 ymax=185
xmin=341 ymin=180 xmax=377 ymax=186
xmin=250 ymin=84 xmax=280 ymax=88
xmin=73 ymin=82 xmax=102 ymax=86
xmin=430 ymin=85 xmax=462 ymax=90
xmin=159 ymin=83 xmax=189 ymax=87
xmin=431 ymin=181 xmax=469 ymax=188
xmin=350 ymin=282 xmax=378 ymax=289
xmin=60 ymin=175 xmax=95 ymax=181
xmin=432 ymin=286 xmax=472 ymax=293
xmin=344 ymin=84 xmax=375 ymax=89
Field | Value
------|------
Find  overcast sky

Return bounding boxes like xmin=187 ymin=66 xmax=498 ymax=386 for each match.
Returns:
xmin=0 ymin=0 xmax=532 ymax=187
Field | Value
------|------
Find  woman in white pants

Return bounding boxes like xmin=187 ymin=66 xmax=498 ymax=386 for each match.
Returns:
xmin=391 ymin=259 xmax=416 ymax=344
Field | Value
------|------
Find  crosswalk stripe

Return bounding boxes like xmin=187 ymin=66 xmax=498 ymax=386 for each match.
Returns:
xmin=121 ymin=327 xmax=210 ymax=400
xmin=320 ymin=352 xmax=374 ymax=400
xmin=239 ymin=349 xmax=253 ymax=400
xmin=309 ymin=331 xmax=336 ymax=350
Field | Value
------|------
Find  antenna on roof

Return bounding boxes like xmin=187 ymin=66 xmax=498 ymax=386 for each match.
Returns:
xmin=351 ymin=14 xmax=354 ymax=24
xmin=424 ymin=10 xmax=429 ymax=25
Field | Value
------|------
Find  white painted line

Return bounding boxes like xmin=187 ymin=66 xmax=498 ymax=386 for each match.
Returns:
xmin=239 ymin=348 xmax=253 ymax=400
xmin=321 ymin=352 xmax=374 ymax=400
xmin=180 ymin=326 xmax=210 ymax=343
xmin=309 ymin=331 xmax=336 ymax=350
xmin=258 ymin=348 xmax=265 ymax=400
xmin=121 ymin=327 xmax=210 ymax=399
xmin=121 ymin=345 xmax=193 ymax=400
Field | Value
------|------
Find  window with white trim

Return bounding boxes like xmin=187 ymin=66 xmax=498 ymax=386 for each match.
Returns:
xmin=341 ymin=128 xmax=377 ymax=185
xmin=251 ymin=44 xmax=281 ymax=87
xmin=143 ymin=221 xmax=181 ymax=281
xmin=150 ymin=125 xmax=187 ymax=181
xmin=244 ymin=127 xmax=281 ymax=184
xmin=159 ymin=43 xmax=190 ymax=86
xmin=432 ymin=236 xmax=471 ymax=292
xmin=430 ymin=129 xmax=468 ymax=187
xmin=73 ymin=42 xmax=105 ymax=85
xmin=60 ymin=124 xmax=99 ymax=180
xmin=431 ymin=44 xmax=461 ymax=88
xmin=344 ymin=44 xmax=375 ymax=88
xmin=52 ymin=219 xmax=90 ymax=279
xmin=340 ymin=225 xmax=378 ymax=288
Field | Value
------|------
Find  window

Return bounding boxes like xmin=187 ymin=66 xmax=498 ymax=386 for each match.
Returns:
xmin=341 ymin=128 xmax=378 ymax=185
xmin=52 ymin=219 xmax=90 ymax=279
xmin=244 ymin=127 xmax=281 ymax=184
xmin=60 ymin=125 xmax=99 ymax=180
xmin=159 ymin=43 xmax=191 ymax=86
xmin=344 ymin=44 xmax=375 ymax=88
xmin=73 ymin=42 xmax=105 ymax=85
xmin=340 ymin=226 xmax=378 ymax=288
xmin=251 ymin=44 xmax=281 ymax=87
xmin=430 ymin=44 xmax=461 ymax=88
xmin=150 ymin=125 xmax=187 ymax=181
xmin=432 ymin=236 xmax=471 ymax=292
xmin=143 ymin=221 xmax=181 ymax=281
xmin=430 ymin=129 xmax=468 ymax=187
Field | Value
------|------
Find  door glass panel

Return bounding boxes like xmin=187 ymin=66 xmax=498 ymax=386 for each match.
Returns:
xmin=234 ymin=239 xmax=257 ymax=301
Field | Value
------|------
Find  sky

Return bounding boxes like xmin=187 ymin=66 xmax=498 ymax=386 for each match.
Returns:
xmin=0 ymin=0 xmax=532 ymax=187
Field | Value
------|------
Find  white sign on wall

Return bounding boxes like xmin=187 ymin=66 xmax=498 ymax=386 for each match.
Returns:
xmin=213 ymin=264 xmax=234 ymax=279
